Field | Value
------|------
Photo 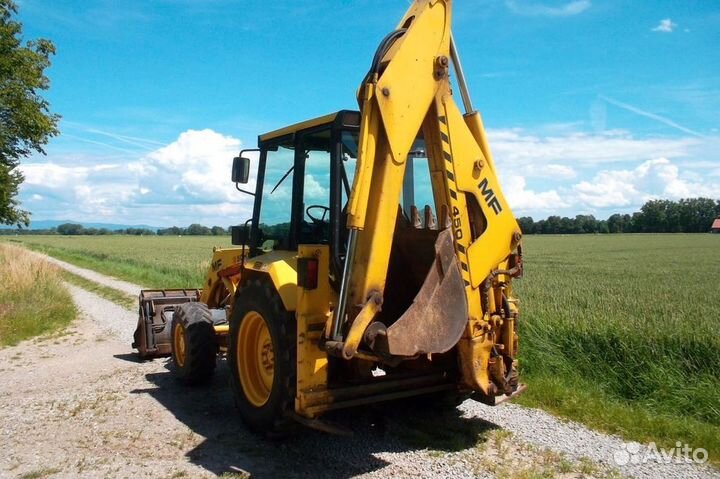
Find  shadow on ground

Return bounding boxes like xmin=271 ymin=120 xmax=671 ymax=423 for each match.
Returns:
xmin=113 ymin=353 xmax=144 ymax=363
xmin=131 ymin=359 xmax=499 ymax=478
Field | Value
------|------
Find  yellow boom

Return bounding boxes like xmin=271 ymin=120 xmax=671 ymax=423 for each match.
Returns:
xmin=329 ymin=0 xmax=522 ymax=397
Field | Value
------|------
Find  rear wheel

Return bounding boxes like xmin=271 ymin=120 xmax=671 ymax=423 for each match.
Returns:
xmin=229 ymin=279 xmax=296 ymax=433
xmin=171 ymin=302 xmax=217 ymax=385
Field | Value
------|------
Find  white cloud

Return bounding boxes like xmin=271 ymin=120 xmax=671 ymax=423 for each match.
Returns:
xmin=304 ymin=174 xmax=328 ymax=200
xmin=572 ymin=158 xmax=716 ymax=208
xmin=652 ymin=18 xmax=677 ymax=33
xmin=503 ymin=175 xmax=568 ymax=211
xmin=135 ymin=128 xmax=247 ymax=203
xmin=488 ymin=128 xmax=699 ymax=169
xmin=19 ymin=125 xmax=719 ymax=225
xmin=505 ymin=0 xmax=591 ymax=17
xmin=502 ymin=157 xmax=718 ymax=217
xmin=522 ymin=163 xmax=577 ymax=179
xmin=22 ymin=163 xmax=89 ymax=188
xmin=19 ymin=129 xmax=256 ymax=226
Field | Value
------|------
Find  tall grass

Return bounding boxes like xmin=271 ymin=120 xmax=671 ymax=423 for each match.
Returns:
xmin=515 ymin=234 xmax=720 ymax=462
xmin=6 ymin=235 xmax=227 ymax=288
xmin=0 ymin=244 xmax=76 ymax=346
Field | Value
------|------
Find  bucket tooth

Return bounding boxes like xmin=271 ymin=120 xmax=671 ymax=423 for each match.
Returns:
xmin=439 ymin=204 xmax=451 ymax=229
xmin=382 ymin=229 xmax=468 ymax=356
xmin=424 ymin=205 xmax=437 ymax=230
xmin=410 ymin=205 xmax=422 ymax=229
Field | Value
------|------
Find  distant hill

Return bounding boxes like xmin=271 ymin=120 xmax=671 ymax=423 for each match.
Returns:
xmin=0 ymin=219 xmax=160 ymax=231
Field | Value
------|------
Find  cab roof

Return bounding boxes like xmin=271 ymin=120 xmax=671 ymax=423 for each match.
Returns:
xmin=258 ymin=110 xmax=360 ymax=145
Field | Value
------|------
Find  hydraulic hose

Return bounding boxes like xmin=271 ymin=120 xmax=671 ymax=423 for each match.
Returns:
xmin=364 ymin=29 xmax=407 ymax=83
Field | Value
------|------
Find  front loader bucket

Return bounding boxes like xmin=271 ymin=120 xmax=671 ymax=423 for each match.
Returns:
xmin=383 ymin=229 xmax=468 ymax=356
xmin=133 ymin=289 xmax=200 ymax=359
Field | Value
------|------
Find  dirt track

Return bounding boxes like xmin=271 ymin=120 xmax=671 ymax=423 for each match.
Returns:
xmin=0 ymin=255 xmax=718 ymax=479
xmin=0 ymin=285 xmax=527 ymax=479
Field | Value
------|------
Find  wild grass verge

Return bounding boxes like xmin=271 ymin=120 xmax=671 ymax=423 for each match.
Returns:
xmin=61 ymin=271 xmax=136 ymax=310
xmin=5 ymin=236 xmax=218 ymax=288
xmin=0 ymin=244 xmax=76 ymax=346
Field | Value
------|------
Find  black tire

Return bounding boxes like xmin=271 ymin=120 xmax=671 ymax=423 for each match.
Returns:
xmin=171 ymin=302 xmax=217 ymax=385
xmin=229 ymin=278 xmax=296 ymax=433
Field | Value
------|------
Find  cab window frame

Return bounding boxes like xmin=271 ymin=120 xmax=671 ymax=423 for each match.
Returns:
xmin=251 ymin=112 xmax=360 ymax=285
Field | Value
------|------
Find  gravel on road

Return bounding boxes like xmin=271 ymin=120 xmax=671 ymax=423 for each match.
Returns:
xmin=464 ymin=402 xmax=718 ymax=479
xmin=28 ymin=250 xmax=145 ymax=296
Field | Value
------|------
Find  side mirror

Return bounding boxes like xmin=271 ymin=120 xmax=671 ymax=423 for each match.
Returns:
xmin=231 ymin=225 xmax=250 ymax=245
xmin=232 ymin=156 xmax=251 ymax=184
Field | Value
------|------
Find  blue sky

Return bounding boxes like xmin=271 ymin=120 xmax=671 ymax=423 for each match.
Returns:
xmin=15 ymin=0 xmax=720 ymax=226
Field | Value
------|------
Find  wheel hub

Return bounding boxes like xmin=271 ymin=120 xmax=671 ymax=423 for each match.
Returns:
xmin=237 ymin=311 xmax=274 ymax=407
xmin=173 ymin=322 xmax=186 ymax=367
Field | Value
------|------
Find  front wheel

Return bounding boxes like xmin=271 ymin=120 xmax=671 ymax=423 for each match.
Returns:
xmin=229 ymin=279 xmax=296 ymax=433
xmin=171 ymin=302 xmax=217 ymax=385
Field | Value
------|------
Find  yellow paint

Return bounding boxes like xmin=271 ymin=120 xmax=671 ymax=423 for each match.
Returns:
xmin=213 ymin=324 xmax=229 ymax=335
xmin=260 ymin=112 xmax=339 ymax=143
xmin=375 ymin=0 xmax=450 ymax=162
xmin=341 ymin=0 xmax=521 ymax=396
xmin=346 ymin=81 xmax=379 ymax=229
xmin=173 ymin=322 xmax=186 ymax=367
xmin=237 ymin=311 xmax=274 ymax=407
xmin=463 ymin=111 xmax=497 ymax=174
xmin=199 ymin=246 xmax=245 ymax=309
xmin=243 ymin=250 xmax=298 ymax=311
xmin=441 ymin=98 xmax=520 ymax=288
xmin=295 ymin=245 xmax=330 ymax=417
xmin=342 ymin=293 xmax=382 ymax=359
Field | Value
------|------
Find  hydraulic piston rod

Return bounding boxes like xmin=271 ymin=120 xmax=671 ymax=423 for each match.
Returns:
xmin=450 ymin=33 xmax=473 ymax=114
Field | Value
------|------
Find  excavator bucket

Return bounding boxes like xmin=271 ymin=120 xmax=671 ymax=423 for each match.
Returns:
xmin=383 ymin=229 xmax=468 ymax=356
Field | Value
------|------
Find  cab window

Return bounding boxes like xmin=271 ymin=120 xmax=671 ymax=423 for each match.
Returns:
xmin=257 ymin=144 xmax=294 ymax=250
xmin=299 ymin=129 xmax=331 ymax=244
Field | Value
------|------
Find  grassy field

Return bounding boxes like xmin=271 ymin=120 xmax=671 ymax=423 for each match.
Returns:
xmin=3 ymin=235 xmax=230 ymax=288
xmin=513 ymin=234 xmax=719 ymax=464
xmin=3 ymin=233 xmax=719 ymax=461
xmin=0 ymin=243 xmax=76 ymax=346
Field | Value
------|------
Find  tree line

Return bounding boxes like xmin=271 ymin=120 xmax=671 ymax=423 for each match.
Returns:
xmin=518 ymin=198 xmax=720 ymax=234
xmin=0 ymin=223 xmax=230 ymax=236
xmin=2 ymin=198 xmax=719 ymax=237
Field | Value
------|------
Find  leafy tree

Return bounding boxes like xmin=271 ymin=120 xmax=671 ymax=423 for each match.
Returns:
xmin=210 ymin=225 xmax=227 ymax=236
xmin=678 ymin=198 xmax=717 ymax=233
xmin=607 ymin=214 xmax=623 ymax=233
xmin=187 ymin=223 xmax=211 ymax=235
xmin=56 ymin=223 xmax=83 ymax=235
xmin=596 ymin=220 xmax=609 ymax=234
xmin=0 ymin=0 xmax=59 ymax=226
xmin=124 ymin=228 xmax=155 ymax=236
xmin=158 ymin=226 xmax=184 ymax=236
xmin=517 ymin=216 xmax=535 ymax=234
xmin=543 ymin=216 xmax=561 ymax=234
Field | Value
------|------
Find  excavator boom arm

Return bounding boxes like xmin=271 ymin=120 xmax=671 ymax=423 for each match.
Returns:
xmin=332 ymin=0 xmax=523 ymax=398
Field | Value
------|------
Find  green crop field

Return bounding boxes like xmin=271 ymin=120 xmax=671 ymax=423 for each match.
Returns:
xmin=4 ymin=235 xmax=232 ymax=288
xmin=4 ymin=233 xmax=719 ymax=461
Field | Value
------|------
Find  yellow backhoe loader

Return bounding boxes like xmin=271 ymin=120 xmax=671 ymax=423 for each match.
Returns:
xmin=133 ymin=0 xmax=524 ymax=433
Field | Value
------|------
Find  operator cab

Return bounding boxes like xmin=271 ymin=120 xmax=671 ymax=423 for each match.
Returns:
xmin=232 ymin=110 xmax=438 ymax=293
xmin=232 ymin=111 xmax=361 ymax=279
